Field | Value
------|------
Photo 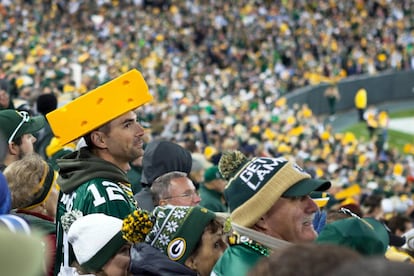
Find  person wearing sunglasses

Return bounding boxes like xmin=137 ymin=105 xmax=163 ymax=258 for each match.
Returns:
xmin=0 ymin=109 xmax=46 ymax=171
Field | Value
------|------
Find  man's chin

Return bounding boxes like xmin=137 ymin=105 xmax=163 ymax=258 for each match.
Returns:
xmin=301 ymin=228 xmax=318 ymax=242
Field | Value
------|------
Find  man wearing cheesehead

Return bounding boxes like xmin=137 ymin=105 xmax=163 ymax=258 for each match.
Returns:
xmin=47 ymin=69 xmax=153 ymax=275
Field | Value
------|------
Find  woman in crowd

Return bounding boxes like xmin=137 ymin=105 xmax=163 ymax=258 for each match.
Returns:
xmin=4 ymin=153 xmax=59 ymax=276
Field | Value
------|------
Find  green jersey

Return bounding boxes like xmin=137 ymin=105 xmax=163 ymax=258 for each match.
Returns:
xmin=54 ymin=179 xmax=136 ymax=275
xmin=53 ymin=148 xmax=137 ymax=275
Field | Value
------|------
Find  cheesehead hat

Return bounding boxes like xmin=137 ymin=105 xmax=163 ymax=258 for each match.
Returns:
xmin=46 ymin=69 xmax=152 ymax=146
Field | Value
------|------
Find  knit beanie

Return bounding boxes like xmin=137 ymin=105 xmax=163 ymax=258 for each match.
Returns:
xmin=62 ymin=210 xmax=154 ymax=272
xmin=219 ymin=151 xmax=331 ymax=227
xmin=145 ymin=205 xmax=216 ymax=264
xmin=141 ymin=140 xmax=192 ymax=185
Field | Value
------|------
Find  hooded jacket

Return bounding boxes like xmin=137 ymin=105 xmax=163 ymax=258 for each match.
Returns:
xmin=54 ymin=148 xmax=137 ymax=276
xmin=130 ymin=242 xmax=197 ymax=276
xmin=57 ymin=148 xmax=130 ymax=193
xmin=134 ymin=140 xmax=192 ymax=211
xmin=140 ymin=140 xmax=192 ymax=185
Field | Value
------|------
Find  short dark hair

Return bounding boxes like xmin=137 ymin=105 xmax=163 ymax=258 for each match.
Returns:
xmin=387 ymin=214 xmax=412 ymax=234
xmin=82 ymin=123 xmax=111 ymax=149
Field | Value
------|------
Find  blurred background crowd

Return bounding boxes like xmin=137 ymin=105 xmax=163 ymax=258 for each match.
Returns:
xmin=0 ymin=0 xmax=413 ymax=224
xmin=1 ymin=0 xmax=414 ymax=273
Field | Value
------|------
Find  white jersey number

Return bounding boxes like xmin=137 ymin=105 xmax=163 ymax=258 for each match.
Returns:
xmin=87 ymin=181 xmax=126 ymax=207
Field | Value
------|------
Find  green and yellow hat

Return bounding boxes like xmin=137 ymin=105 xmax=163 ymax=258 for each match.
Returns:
xmin=219 ymin=151 xmax=331 ymax=227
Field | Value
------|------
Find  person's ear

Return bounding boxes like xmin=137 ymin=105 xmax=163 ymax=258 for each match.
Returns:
xmin=8 ymin=142 xmax=18 ymax=155
xmin=90 ymin=131 xmax=106 ymax=149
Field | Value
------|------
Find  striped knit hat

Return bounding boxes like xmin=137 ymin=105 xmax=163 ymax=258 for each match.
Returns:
xmin=219 ymin=151 xmax=331 ymax=227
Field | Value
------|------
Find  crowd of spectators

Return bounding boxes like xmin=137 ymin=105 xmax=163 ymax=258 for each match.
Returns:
xmin=1 ymin=0 xmax=414 ymax=102
xmin=1 ymin=1 xmax=414 ymax=274
xmin=0 ymin=0 xmax=414 ymax=241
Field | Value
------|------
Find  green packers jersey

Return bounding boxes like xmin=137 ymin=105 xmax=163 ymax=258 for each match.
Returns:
xmin=54 ymin=178 xmax=137 ymax=275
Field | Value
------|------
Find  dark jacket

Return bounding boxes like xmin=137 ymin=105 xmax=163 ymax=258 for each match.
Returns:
xmin=130 ymin=242 xmax=197 ymax=276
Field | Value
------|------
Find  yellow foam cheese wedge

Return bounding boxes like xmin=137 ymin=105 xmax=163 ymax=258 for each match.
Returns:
xmin=46 ymin=69 xmax=153 ymax=146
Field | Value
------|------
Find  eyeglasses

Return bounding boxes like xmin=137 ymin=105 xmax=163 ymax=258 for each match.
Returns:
xmin=163 ymin=190 xmax=199 ymax=200
xmin=8 ymin=111 xmax=30 ymax=144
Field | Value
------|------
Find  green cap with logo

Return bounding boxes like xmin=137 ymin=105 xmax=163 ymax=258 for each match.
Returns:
xmin=0 ymin=109 xmax=45 ymax=143
xmin=145 ymin=205 xmax=216 ymax=264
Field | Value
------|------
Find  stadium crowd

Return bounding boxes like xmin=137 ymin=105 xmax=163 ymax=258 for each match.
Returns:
xmin=1 ymin=0 xmax=414 ymax=275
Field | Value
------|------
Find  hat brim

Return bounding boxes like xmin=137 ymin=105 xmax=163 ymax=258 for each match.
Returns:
xmin=282 ymin=178 xmax=331 ymax=197
xmin=17 ymin=116 xmax=46 ymax=138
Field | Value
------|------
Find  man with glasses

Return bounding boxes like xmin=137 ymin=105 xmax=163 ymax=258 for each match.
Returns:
xmin=134 ymin=139 xmax=193 ymax=211
xmin=0 ymin=109 xmax=46 ymax=171
xmin=151 ymin=171 xmax=201 ymax=207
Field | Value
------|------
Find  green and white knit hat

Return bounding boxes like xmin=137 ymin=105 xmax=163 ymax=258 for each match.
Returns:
xmin=219 ymin=151 xmax=331 ymax=227
xmin=145 ymin=205 xmax=216 ymax=264
xmin=62 ymin=210 xmax=154 ymax=272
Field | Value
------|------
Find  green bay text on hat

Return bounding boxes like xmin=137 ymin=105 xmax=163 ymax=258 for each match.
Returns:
xmin=146 ymin=205 xmax=216 ymax=264
xmin=219 ymin=151 xmax=331 ymax=227
xmin=0 ymin=109 xmax=45 ymax=143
